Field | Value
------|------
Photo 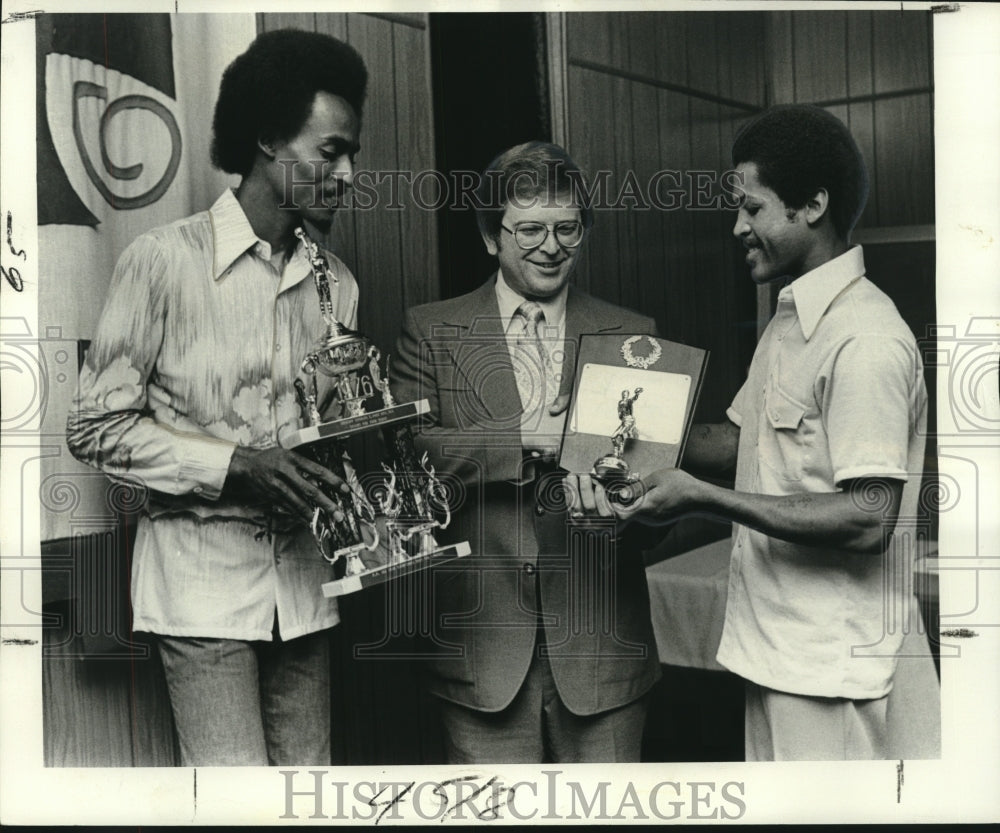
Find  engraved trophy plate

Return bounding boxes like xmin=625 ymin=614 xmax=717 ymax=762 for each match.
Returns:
xmin=282 ymin=227 xmax=469 ymax=597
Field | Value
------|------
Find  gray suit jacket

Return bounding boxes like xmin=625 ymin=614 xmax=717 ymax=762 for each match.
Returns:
xmin=393 ymin=277 xmax=662 ymax=715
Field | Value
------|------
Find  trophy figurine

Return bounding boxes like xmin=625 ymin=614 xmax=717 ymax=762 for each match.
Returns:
xmin=282 ymin=227 xmax=469 ymax=596
xmin=592 ymin=387 xmax=644 ymax=504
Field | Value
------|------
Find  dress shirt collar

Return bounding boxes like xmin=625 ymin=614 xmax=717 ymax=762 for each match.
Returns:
xmin=780 ymin=245 xmax=866 ymax=341
xmin=208 ymin=189 xmax=311 ymax=290
xmin=494 ymin=270 xmax=567 ymax=338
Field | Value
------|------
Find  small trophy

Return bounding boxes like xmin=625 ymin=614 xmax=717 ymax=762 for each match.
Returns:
xmin=558 ymin=334 xmax=710 ymax=507
xmin=282 ymin=227 xmax=469 ymax=597
xmin=592 ymin=387 xmax=645 ymax=505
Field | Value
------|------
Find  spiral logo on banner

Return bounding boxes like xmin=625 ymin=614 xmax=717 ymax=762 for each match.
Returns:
xmin=71 ymin=80 xmax=182 ymax=210
xmin=37 ymin=13 xmax=181 ymax=226
xmin=46 ymin=57 xmax=183 ymax=219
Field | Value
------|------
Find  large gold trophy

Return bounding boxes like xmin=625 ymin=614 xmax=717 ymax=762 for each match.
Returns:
xmin=281 ymin=227 xmax=469 ymax=597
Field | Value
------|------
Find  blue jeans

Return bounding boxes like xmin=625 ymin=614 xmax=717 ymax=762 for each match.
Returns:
xmin=157 ymin=629 xmax=331 ymax=766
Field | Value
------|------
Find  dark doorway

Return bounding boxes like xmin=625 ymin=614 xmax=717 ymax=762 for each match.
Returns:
xmin=429 ymin=12 xmax=551 ymax=300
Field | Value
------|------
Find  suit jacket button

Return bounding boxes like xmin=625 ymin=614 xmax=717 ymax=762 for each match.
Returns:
xmin=523 ymin=563 xmax=536 ymax=575
xmin=534 ymin=503 xmax=545 ymax=516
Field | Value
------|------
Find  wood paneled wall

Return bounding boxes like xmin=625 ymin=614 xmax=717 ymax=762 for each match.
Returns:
xmin=563 ymin=12 xmax=765 ymax=421
xmin=765 ymin=10 xmax=935 ymax=231
xmin=44 ymin=605 xmax=178 ymax=766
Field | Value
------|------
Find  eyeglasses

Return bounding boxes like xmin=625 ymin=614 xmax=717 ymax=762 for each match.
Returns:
xmin=500 ymin=221 xmax=585 ymax=250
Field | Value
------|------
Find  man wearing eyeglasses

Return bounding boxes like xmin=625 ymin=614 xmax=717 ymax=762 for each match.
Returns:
xmin=393 ymin=141 xmax=661 ymax=763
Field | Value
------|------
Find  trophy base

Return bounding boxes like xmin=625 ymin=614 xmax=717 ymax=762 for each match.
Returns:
xmin=321 ymin=541 xmax=471 ymax=598
xmin=592 ymin=455 xmax=644 ymax=506
xmin=593 ymin=454 xmax=634 ymax=481
xmin=281 ymin=400 xmax=431 ymax=449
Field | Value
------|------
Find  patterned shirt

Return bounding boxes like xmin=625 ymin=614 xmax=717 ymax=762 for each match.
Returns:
xmin=67 ymin=190 xmax=359 ymax=640
xmin=716 ymin=246 xmax=928 ymax=699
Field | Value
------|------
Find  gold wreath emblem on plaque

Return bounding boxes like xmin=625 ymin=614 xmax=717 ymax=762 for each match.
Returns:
xmin=620 ymin=335 xmax=662 ymax=370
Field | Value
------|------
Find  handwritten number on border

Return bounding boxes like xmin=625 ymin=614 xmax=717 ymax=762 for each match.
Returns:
xmin=2 ymin=211 xmax=25 ymax=291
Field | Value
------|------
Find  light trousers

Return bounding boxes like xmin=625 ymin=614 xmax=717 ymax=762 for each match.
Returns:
xmin=744 ymin=681 xmax=890 ymax=761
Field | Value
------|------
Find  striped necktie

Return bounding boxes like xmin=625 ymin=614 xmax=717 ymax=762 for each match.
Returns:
xmin=510 ymin=300 xmax=550 ymax=414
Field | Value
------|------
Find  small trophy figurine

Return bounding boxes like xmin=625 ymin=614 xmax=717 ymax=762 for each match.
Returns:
xmin=592 ymin=387 xmax=644 ymax=504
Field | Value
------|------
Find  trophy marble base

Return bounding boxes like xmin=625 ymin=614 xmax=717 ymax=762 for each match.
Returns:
xmin=321 ymin=540 xmax=472 ymax=598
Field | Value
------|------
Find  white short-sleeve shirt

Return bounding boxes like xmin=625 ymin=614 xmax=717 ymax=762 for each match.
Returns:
xmin=716 ymin=246 xmax=928 ymax=699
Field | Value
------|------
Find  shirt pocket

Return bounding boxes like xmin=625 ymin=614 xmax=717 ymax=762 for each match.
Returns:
xmin=760 ymin=381 xmax=811 ymax=482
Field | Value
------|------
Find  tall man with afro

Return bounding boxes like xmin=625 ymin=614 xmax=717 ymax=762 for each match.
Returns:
xmin=68 ymin=30 xmax=368 ymax=765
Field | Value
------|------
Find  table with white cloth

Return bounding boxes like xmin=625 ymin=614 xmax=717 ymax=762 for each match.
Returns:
xmin=644 ymin=537 xmax=941 ymax=760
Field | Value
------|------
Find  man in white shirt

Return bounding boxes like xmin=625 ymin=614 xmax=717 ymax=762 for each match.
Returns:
xmin=67 ymin=29 xmax=367 ymax=765
xmin=393 ymin=142 xmax=662 ymax=763
xmin=569 ymin=105 xmax=927 ymax=760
